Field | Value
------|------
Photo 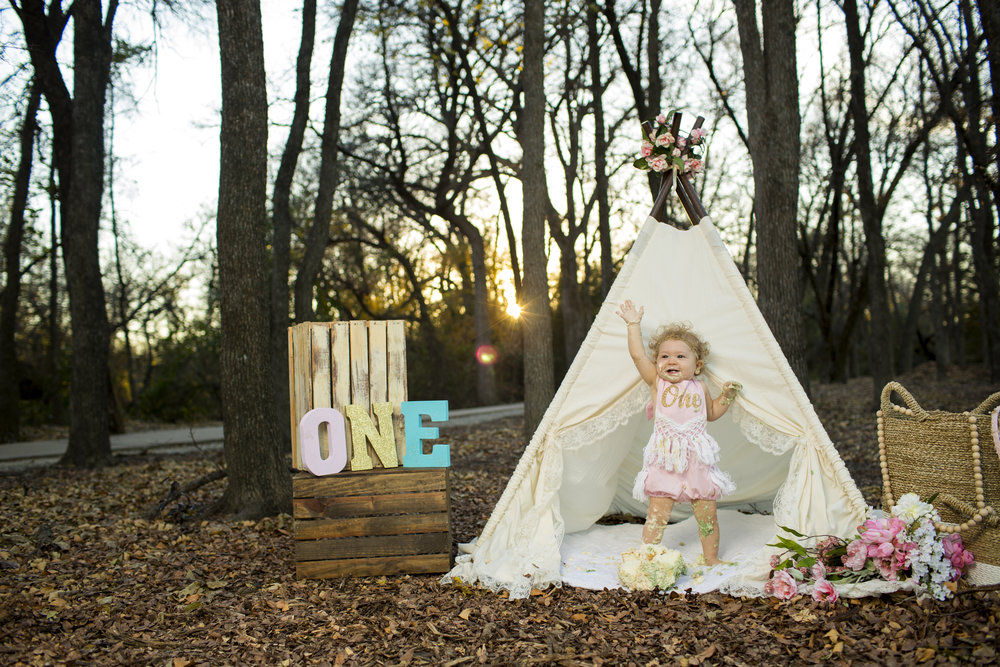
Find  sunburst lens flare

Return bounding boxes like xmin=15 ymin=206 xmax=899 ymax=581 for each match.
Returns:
xmin=476 ymin=344 xmax=499 ymax=366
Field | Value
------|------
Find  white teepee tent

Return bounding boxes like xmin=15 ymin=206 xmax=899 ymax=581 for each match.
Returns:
xmin=447 ymin=215 xmax=873 ymax=598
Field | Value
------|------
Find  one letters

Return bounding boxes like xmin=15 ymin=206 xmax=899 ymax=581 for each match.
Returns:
xmin=298 ymin=400 xmax=451 ymax=475
xmin=299 ymin=407 xmax=349 ymax=476
xmin=401 ymin=400 xmax=451 ymax=468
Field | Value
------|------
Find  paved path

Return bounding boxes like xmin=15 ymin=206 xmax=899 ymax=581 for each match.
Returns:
xmin=0 ymin=403 xmax=524 ymax=471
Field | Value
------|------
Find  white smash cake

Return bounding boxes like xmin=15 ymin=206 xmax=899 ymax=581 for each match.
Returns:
xmin=617 ymin=544 xmax=687 ymax=591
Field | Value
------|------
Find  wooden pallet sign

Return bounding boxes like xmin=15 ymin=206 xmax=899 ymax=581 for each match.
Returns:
xmin=287 ymin=321 xmax=452 ymax=578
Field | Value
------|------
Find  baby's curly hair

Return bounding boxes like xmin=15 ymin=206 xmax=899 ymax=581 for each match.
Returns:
xmin=647 ymin=322 xmax=710 ymax=362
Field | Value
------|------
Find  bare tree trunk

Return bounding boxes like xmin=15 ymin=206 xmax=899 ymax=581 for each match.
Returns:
xmin=979 ymin=0 xmax=1000 ymax=181
xmin=603 ymin=0 xmax=659 ymax=199
xmin=16 ymin=0 xmax=116 ymax=463
xmin=843 ymin=0 xmax=894 ymax=404
xmin=0 ymin=81 xmax=41 ymax=442
xmin=47 ymin=164 xmax=63 ymax=424
xmin=294 ymin=0 xmax=359 ymax=322
xmin=271 ymin=0 xmax=316 ymax=451
xmin=732 ymin=0 xmax=810 ymax=393
xmin=467 ymin=230 xmax=499 ymax=405
xmin=646 ymin=0 xmax=661 ymax=116
xmin=108 ymin=86 xmax=133 ymax=420
xmin=898 ymin=187 xmax=964 ymax=373
xmin=214 ymin=0 xmax=291 ymax=518
xmin=520 ymin=0 xmax=554 ymax=439
xmin=958 ymin=0 xmax=1000 ymax=381
xmin=950 ymin=229 xmax=966 ymax=366
xmin=587 ymin=3 xmax=613 ymax=296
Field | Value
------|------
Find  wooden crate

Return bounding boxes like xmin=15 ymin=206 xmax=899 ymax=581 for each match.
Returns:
xmin=293 ymin=467 xmax=452 ymax=578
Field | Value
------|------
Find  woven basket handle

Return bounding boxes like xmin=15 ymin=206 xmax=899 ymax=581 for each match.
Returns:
xmin=880 ymin=381 xmax=930 ymax=420
xmin=971 ymin=391 xmax=1000 ymax=416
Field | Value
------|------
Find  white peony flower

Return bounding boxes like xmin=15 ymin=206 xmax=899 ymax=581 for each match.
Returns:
xmin=892 ymin=493 xmax=936 ymax=524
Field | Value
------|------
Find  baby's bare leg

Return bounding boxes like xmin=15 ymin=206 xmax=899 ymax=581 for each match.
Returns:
xmin=642 ymin=497 xmax=675 ymax=544
xmin=692 ymin=499 xmax=722 ymax=565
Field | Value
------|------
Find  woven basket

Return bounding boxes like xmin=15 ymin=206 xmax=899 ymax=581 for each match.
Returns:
xmin=878 ymin=381 xmax=1000 ymax=566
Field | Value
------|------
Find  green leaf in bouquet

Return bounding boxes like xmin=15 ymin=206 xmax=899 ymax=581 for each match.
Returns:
xmin=779 ymin=526 xmax=807 ymax=538
xmin=633 ymin=158 xmax=650 ymax=170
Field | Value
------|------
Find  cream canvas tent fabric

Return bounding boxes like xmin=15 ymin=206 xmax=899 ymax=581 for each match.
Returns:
xmin=448 ymin=216 xmax=871 ymax=599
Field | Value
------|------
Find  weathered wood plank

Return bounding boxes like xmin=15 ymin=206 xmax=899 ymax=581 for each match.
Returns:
xmin=329 ymin=321 xmax=352 ymax=464
xmin=368 ymin=320 xmax=388 ymax=405
xmin=348 ymin=320 xmax=370 ymax=408
xmin=348 ymin=320 xmax=375 ymax=468
xmin=295 ymin=532 xmax=451 ymax=561
xmin=294 ymin=512 xmax=450 ymax=540
xmin=292 ymin=468 xmax=448 ymax=498
xmin=387 ymin=320 xmax=407 ymax=459
xmin=290 ymin=324 xmax=314 ymax=469
xmin=295 ymin=553 xmax=451 ymax=578
xmin=287 ymin=327 xmax=298 ymax=468
xmin=310 ymin=324 xmax=333 ymax=459
xmin=293 ymin=491 xmax=449 ymax=519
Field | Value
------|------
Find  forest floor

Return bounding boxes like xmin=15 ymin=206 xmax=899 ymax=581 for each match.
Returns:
xmin=1 ymin=364 xmax=998 ymax=665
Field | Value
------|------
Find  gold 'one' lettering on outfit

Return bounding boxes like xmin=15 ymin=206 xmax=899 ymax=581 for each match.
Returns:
xmin=660 ymin=384 xmax=703 ymax=411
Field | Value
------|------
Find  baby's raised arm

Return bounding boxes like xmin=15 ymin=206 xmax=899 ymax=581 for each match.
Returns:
xmin=616 ymin=299 xmax=657 ymax=386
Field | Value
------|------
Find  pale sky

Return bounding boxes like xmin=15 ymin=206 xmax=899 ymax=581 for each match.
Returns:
xmin=113 ymin=4 xmax=305 ymax=251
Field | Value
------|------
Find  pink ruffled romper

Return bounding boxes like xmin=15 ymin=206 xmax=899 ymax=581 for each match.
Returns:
xmin=633 ymin=378 xmax=736 ymax=503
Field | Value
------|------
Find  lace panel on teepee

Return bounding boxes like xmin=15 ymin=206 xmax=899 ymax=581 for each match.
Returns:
xmin=728 ymin=404 xmax=800 ymax=455
xmin=556 ymin=384 xmax=649 ymax=452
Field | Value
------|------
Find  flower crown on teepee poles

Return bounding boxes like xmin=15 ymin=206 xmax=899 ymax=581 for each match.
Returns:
xmin=635 ymin=111 xmax=709 ymax=227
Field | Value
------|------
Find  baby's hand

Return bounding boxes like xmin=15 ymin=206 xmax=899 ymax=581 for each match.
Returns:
xmin=616 ymin=299 xmax=644 ymax=325
xmin=721 ymin=381 xmax=743 ymax=406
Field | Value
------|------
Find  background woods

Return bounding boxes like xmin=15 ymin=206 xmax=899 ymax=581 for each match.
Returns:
xmin=0 ymin=2 xmax=997 ymax=481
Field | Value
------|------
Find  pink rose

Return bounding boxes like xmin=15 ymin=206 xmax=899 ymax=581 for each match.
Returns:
xmin=943 ymin=534 xmax=975 ymax=578
xmin=690 ymin=127 xmax=707 ymax=142
xmin=811 ymin=578 xmax=838 ymax=603
xmin=811 ymin=562 xmax=827 ymax=579
xmin=676 ymin=137 xmax=686 ymax=149
xmin=769 ymin=554 xmax=781 ymax=569
xmin=672 ymin=148 xmax=682 ymax=157
xmin=655 ymin=113 xmax=667 ymax=125
xmin=867 ymin=542 xmax=895 ymax=559
xmin=640 ymin=142 xmax=653 ymax=157
xmin=843 ymin=539 xmax=868 ymax=570
xmin=860 ymin=517 xmax=906 ymax=545
xmin=655 ymin=132 xmax=674 ymax=147
xmin=769 ymin=570 xmax=798 ymax=600
xmin=685 ymin=159 xmax=703 ymax=173
xmin=647 ymin=155 xmax=668 ymax=172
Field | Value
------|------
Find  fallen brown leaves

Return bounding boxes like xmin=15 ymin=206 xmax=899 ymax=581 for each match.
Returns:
xmin=1 ymin=365 xmax=998 ymax=665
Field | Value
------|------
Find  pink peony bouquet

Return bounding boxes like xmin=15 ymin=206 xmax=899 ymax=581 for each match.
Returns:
xmin=765 ymin=493 xmax=975 ymax=602
xmin=633 ymin=113 xmax=707 ymax=176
